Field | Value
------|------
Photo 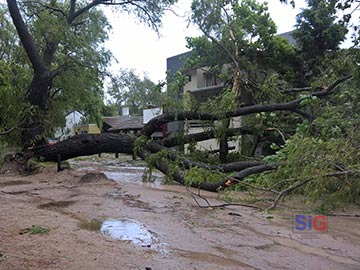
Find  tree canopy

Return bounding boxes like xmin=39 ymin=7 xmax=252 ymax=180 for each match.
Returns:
xmin=109 ymin=69 xmax=164 ymax=116
xmin=1 ymin=0 xmax=176 ymax=147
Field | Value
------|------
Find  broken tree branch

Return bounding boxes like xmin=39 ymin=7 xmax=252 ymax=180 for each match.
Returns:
xmin=142 ymin=76 xmax=353 ymax=137
xmin=187 ymin=187 xmax=261 ymax=210
xmin=268 ymin=178 xmax=313 ymax=210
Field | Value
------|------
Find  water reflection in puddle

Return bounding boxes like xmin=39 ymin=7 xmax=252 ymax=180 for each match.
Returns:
xmin=100 ymin=218 xmax=167 ymax=253
xmin=70 ymin=160 xmax=163 ymax=185
xmin=104 ymin=171 xmax=145 ymax=183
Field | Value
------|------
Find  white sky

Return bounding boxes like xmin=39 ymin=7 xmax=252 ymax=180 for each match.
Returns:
xmin=103 ymin=0 xmax=308 ymax=83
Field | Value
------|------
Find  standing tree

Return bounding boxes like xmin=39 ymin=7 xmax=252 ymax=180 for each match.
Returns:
xmin=5 ymin=0 xmax=176 ymax=148
xmin=0 ymin=4 xmax=32 ymax=145
xmin=109 ymin=69 xmax=164 ymax=116
xmin=292 ymin=0 xmax=348 ymax=78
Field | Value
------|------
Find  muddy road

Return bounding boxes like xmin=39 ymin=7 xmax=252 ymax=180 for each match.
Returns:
xmin=0 ymin=158 xmax=359 ymax=270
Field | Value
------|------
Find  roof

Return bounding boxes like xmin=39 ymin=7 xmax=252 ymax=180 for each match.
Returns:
xmin=74 ymin=124 xmax=98 ymax=127
xmin=103 ymin=116 xmax=144 ymax=131
xmin=65 ymin=110 xmax=84 ymax=117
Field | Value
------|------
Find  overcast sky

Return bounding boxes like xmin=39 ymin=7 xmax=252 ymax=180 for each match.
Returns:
xmin=103 ymin=0 xmax=307 ymax=83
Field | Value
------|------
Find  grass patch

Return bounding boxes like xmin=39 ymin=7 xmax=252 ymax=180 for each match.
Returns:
xmin=29 ymin=225 xmax=49 ymax=235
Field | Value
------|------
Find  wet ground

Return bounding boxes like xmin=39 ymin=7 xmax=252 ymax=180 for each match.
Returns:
xmin=0 ymin=157 xmax=359 ymax=270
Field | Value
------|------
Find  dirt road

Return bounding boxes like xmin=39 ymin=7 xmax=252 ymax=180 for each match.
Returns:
xmin=0 ymin=161 xmax=359 ymax=270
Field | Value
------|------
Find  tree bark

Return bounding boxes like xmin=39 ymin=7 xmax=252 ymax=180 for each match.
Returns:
xmin=26 ymin=75 xmax=351 ymax=192
xmin=162 ymin=127 xmax=253 ymax=148
xmin=21 ymin=72 xmax=52 ymax=148
xmin=33 ymin=133 xmax=134 ymax=161
xmin=219 ymin=119 xmax=230 ymax=163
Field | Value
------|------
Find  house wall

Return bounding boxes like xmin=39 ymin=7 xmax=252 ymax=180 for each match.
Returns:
xmin=183 ymin=69 xmax=198 ymax=93
xmin=143 ymin=108 xmax=162 ymax=124
xmin=184 ymin=126 xmax=219 ymax=153
xmin=55 ymin=110 xmax=84 ymax=139
xmin=74 ymin=124 xmax=101 ymax=135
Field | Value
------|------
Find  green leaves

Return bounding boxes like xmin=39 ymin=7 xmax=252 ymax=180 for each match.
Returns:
xmin=185 ymin=166 xmax=223 ymax=186
xmin=190 ymin=0 xmax=278 ymax=61
xmin=109 ymin=69 xmax=164 ymax=116
xmin=293 ymin=0 xmax=348 ymax=68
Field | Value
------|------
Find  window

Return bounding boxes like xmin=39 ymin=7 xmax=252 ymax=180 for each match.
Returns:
xmin=204 ymin=73 xmax=216 ymax=87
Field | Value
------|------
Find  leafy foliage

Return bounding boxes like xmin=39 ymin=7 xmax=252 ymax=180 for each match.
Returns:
xmin=109 ymin=69 xmax=164 ymax=116
xmin=182 ymin=0 xmax=360 ymax=210
xmin=145 ymin=149 xmax=178 ymax=184
xmin=292 ymin=0 xmax=348 ymax=78
xmin=0 ymin=5 xmax=31 ymax=145
xmin=2 ymin=0 xmax=177 ymax=146
xmin=188 ymin=0 xmax=298 ymax=84
xmin=185 ymin=166 xmax=224 ymax=186
xmin=252 ymin=69 xmax=360 ymax=210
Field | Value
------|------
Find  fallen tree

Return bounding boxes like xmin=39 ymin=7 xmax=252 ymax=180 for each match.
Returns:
xmin=1 ymin=74 xmax=357 ymax=211
xmin=2 ymin=1 xmax=358 ymax=212
xmin=23 ymin=75 xmax=352 ymax=198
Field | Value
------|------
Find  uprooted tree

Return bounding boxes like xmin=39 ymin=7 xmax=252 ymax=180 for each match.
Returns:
xmin=1 ymin=0 xmax=360 ymax=211
xmin=32 ymin=74 xmax=358 ymax=209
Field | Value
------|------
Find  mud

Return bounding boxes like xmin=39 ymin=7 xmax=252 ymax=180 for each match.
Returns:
xmin=0 ymin=158 xmax=359 ymax=270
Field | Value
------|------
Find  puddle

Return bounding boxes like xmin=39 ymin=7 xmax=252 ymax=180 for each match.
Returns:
xmin=100 ymin=218 xmax=167 ymax=253
xmin=70 ymin=160 xmax=163 ymax=185
xmin=104 ymin=171 xmax=162 ymax=185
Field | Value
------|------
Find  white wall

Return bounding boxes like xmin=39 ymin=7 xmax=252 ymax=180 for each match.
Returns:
xmin=143 ymin=108 xmax=162 ymax=124
xmin=55 ymin=111 xmax=84 ymax=139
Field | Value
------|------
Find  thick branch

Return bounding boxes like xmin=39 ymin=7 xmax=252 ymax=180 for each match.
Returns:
xmin=145 ymin=141 xmax=264 ymax=173
xmin=33 ymin=133 xmax=134 ymax=161
xmin=67 ymin=0 xmax=102 ymax=23
xmin=69 ymin=0 xmax=76 ymax=16
xmin=280 ymin=86 xmax=312 ymax=93
xmin=197 ymin=163 xmax=278 ymax=192
xmin=161 ymin=127 xmax=253 ymax=148
xmin=142 ymin=76 xmax=352 ymax=137
xmin=6 ymin=0 xmax=45 ymax=72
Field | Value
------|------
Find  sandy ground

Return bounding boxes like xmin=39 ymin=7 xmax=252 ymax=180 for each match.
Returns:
xmin=0 ymin=160 xmax=359 ymax=270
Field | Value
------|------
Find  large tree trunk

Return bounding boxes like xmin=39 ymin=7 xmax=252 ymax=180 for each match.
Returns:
xmin=21 ymin=75 xmax=351 ymax=194
xmin=31 ymin=133 xmax=276 ymax=192
xmin=33 ymin=133 xmax=135 ymax=161
xmin=21 ymin=72 xmax=52 ymax=148
xmin=219 ymin=119 xmax=230 ymax=163
xmin=6 ymin=0 xmax=54 ymax=148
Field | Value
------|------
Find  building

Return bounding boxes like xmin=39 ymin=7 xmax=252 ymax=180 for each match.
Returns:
xmin=167 ymin=53 xmax=235 ymax=153
xmin=103 ymin=115 xmax=144 ymax=134
xmin=277 ymin=31 xmax=297 ymax=46
xmin=166 ymin=31 xmax=296 ymax=153
xmin=103 ymin=107 xmax=163 ymax=137
xmin=55 ymin=110 xmax=102 ymax=140
xmin=74 ymin=124 xmax=101 ymax=135
xmin=55 ymin=110 xmax=84 ymax=140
